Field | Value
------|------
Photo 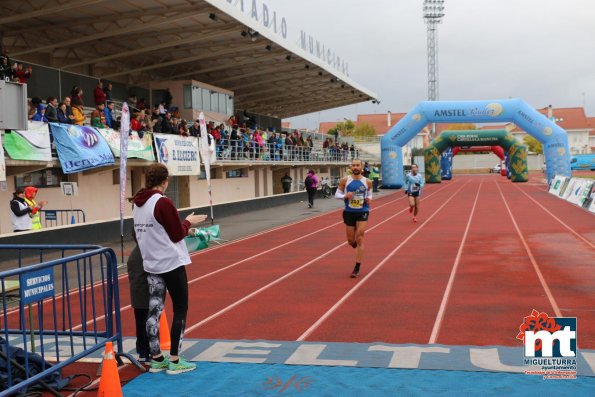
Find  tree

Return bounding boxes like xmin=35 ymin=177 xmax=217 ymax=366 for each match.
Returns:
xmin=353 ymin=122 xmax=376 ymax=137
xmin=523 ymin=135 xmax=543 ymax=154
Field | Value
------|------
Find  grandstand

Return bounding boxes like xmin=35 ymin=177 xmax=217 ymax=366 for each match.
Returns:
xmin=0 ymin=0 xmax=379 ymax=234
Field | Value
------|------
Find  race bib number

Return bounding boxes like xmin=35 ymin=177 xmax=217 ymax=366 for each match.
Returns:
xmin=349 ymin=193 xmax=365 ymax=209
xmin=411 ymin=184 xmax=420 ymax=192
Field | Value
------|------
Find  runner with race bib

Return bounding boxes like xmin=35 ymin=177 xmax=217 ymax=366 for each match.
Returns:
xmin=405 ymin=164 xmax=424 ymax=223
xmin=335 ymin=159 xmax=373 ymax=278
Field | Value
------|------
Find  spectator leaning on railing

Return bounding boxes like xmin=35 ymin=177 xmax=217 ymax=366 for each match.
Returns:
xmin=57 ymin=102 xmax=71 ymax=124
xmin=45 ymin=96 xmax=59 ymax=123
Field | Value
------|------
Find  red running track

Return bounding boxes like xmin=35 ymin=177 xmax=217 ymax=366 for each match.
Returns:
xmin=114 ymin=175 xmax=594 ymax=349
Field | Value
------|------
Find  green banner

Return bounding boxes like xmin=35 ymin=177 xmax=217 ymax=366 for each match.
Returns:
xmin=96 ymin=128 xmax=155 ymax=161
xmin=3 ymin=121 xmax=52 ymax=161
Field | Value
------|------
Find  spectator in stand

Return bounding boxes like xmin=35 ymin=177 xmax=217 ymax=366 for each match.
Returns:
xmin=229 ymin=126 xmax=239 ymax=159
xmin=160 ymin=112 xmax=174 ymax=134
xmin=131 ymin=111 xmax=147 ymax=137
xmin=137 ymin=98 xmax=146 ymax=111
xmin=350 ymin=144 xmax=355 ymax=160
xmin=158 ymin=101 xmax=167 ymax=115
xmin=189 ymin=120 xmax=200 ymax=137
xmin=45 ymin=97 xmax=59 ymax=123
xmin=57 ymin=102 xmax=71 ymax=124
xmin=104 ymin=101 xmax=116 ymax=129
xmin=142 ymin=110 xmax=154 ymax=132
xmin=306 ymin=136 xmax=313 ymax=161
xmin=94 ymin=81 xmax=106 ymax=106
xmin=72 ymin=103 xmax=85 ymax=126
xmin=178 ymin=120 xmax=189 ymax=136
xmin=0 ymin=55 xmax=13 ymax=81
xmin=28 ymin=97 xmax=41 ymax=120
xmin=151 ymin=106 xmax=160 ymax=121
xmin=103 ymin=82 xmax=113 ymax=102
xmin=71 ymin=86 xmax=84 ymax=107
xmin=228 ymin=115 xmax=238 ymax=128
xmin=13 ymin=63 xmax=32 ymax=84
xmin=31 ymin=104 xmax=48 ymax=122
xmin=63 ymin=96 xmax=75 ymax=123
xmin=91 ymin=102 xmax=107 ymax=128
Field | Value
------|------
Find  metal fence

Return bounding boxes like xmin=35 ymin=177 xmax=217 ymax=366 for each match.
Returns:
xmin=40 ymin=209 xmax=86 ymax=228
xmin=0 ymin=244 xmax=136 ymax=396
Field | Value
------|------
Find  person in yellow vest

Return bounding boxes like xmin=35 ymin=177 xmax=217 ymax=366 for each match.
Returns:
xmin=369 ymin=166 xmax=380 ymax=192
xmin=24 ymin=186 xmax=47 ymax=230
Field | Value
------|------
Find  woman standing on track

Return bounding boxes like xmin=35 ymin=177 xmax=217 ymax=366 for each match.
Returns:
xmin=404 ymin=164 xmax=424 ymax=223
xmin=132 ymin=163 xmax=206 ymax=375
xmin=335 ymin=159 xmax=372 ymax=278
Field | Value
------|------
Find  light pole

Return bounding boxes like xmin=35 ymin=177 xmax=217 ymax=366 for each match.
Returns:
xmin=423 ymin=0 xmax=445 ymax=138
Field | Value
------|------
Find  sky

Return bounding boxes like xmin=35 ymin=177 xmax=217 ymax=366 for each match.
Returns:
xmin=268 ymin=0 xmax=595 ymax=129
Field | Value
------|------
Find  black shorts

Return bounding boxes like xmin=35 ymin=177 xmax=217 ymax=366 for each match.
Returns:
xmin=343 ymin=211 xmax=369 ymax=227
xmin=408 ymin=191 xmax=420 ymax=197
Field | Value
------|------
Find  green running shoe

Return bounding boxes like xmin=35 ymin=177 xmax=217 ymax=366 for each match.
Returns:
xmin=149 ymin=357 xmax=169 ymax=373
xmin=166 ymin=357 xmax=197 ymax=375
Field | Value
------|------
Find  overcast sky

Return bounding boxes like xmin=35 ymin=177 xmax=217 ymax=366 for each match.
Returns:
xmin=270 ymin=0 xmax=595 ymax=129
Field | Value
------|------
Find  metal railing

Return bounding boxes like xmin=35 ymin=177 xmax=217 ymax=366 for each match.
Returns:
xmin=0 ymin=245 xmax=139 ymax=396
xmin=41 ymin=209 xmax=86 ymax=228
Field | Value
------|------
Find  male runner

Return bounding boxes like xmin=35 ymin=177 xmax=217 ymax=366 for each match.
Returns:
xmin=335 ymin=159 xmax=373 ymax=278
xmin=404 ymin=164 xmax=424 ymax=223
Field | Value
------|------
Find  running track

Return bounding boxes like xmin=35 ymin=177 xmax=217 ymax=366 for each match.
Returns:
xmin=10 ymin=175 xmax=592 ymax=350
xmin=108 ymin=174 xmax=594 ymax=349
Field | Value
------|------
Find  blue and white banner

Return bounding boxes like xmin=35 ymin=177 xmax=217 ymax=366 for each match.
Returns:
xmin=20 ymin=268 xmax=55 ymax=305
xmin=50 ymin=123 xmax=115 ymax=173
xmin=153 ymin=133 xmax=199 ymax=176
xmin=119 ymin=102 xmax=130 ymax=238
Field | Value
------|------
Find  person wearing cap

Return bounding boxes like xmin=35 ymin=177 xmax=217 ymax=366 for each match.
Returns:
xmin=31 ymin=104 xmax=48 ymax=122
xmin=10 ymin=187 xmax=45 ymax=232
xmin=24 ymin=186 xmax=47 ymax=230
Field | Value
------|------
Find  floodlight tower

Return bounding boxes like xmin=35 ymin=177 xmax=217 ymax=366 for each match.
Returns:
xmin=423 ymin=0 xmax=445 ymax=137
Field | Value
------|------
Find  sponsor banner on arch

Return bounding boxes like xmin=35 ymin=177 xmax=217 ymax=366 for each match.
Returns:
xmin=49 ymin=123 xmax=115 ymax=173
xmin=153 ymin=133 xmax=200 ymax=176
xmin=96 ymin=128 xmax=155 ymax=161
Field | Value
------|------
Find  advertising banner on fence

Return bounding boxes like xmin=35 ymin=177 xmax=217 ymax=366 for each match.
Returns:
xmin=548 ymin=175 xmax=566 ymax=196
xmin=153 ymin=133 xmax=199 ymax=176
xmin=569 ymin=179 xmax=593 ymax=206
xmin=96 ymin=128 xmax=155 ymax=161
xmin=3 ymin=121 xmax=52 ymax=161
xmin=49 ymin=123 xmax=115 ymax=174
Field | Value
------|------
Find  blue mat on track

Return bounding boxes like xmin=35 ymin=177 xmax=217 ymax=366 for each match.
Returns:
xmin=123 ymin=362 xmax=594 ymax=397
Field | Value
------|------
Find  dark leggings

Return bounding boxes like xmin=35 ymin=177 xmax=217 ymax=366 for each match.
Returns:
xmin=307 ymin=187 xmax=316 ymax=206
xmin=146 ymin=266 xmax=189 ymax=357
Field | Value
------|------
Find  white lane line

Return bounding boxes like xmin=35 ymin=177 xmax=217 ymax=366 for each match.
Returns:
xmin=184 ymin=182 xmax=462 ymax=335
xmin=496 ymin=182 xmax=562 ymax=317
xmin=514 ymin=183 xmax=595 ymax=250
xmin=428 ymin=181 xmax=483 ymax=344
xmin=296 ymin=180 xmax=471 ymax=341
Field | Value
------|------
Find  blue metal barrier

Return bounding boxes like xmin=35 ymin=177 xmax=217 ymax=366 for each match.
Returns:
xmin=0 ymin=245 xmax=138 ymax=396
xmin=41 ymin=209 xmax=86 ymax=227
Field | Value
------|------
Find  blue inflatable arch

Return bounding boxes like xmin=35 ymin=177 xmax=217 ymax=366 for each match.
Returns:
xmin=380 ymin=99 xmax=571 ymax=188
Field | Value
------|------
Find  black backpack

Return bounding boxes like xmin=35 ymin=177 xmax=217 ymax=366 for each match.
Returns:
xmin=304 ymin=175 xmax=314 ymax=188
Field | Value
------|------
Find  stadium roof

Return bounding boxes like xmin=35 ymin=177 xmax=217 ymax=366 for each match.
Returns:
xmin=0 ymin=0 xmax=377 ymax=119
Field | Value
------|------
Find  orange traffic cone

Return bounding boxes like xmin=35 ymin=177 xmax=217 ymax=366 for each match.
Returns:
xmin=160 ymin=310 xmax=171 ymax=351
xmin=98 ymin=341 xmax=122 ymax=397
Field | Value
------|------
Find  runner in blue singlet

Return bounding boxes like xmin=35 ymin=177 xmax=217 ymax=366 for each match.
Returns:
xmin=404 ymin=164 xmax=424 ymax=223
xmin=335 ymin=159 xmax=373 ymax=278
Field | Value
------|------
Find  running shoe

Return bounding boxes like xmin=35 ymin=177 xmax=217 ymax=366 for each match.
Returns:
xmin=149 ymin=357 xmax=169 ymax=373
xmin=350 ymin=241 xmax=357 ymax=248
xmin=350 ymin=264 xmax=360 ymax=278
xmin=166 ymin=357 xmax=197 ymax=375
xmin=413 ymin=217 xmax=417 ymax=223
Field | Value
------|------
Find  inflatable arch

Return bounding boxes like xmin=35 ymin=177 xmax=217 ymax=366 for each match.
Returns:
xmin=441 ymin=146 xmax=505 ymax=180
xmin=380 ymin=99 xmax=571 ymax=188
xmin=425 ymin=130 xmax=528 ymax=183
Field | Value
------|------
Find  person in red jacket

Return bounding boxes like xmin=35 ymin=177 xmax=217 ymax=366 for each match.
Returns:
xmin=93 ymin=81 xmax=106 ymax=106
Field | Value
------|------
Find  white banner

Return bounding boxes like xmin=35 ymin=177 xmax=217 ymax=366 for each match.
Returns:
xmin=152 ymin=133 xmax=200 ymax=176
xmin=548 ymin=175 xmax=565 ymax=196
xmin=0 ymin=132 xmax=6 ymax=182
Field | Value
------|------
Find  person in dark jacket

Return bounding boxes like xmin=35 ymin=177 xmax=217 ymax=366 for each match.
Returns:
xmin=127 ymin=232 xmax=151 ymax=363
xmin=10 ymin=187 xmax=45 ymax=232
xmin=44 ymin=97 xmax=59 ymax=123
xmin=57 ymin=102 xmax=72 ymax=124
